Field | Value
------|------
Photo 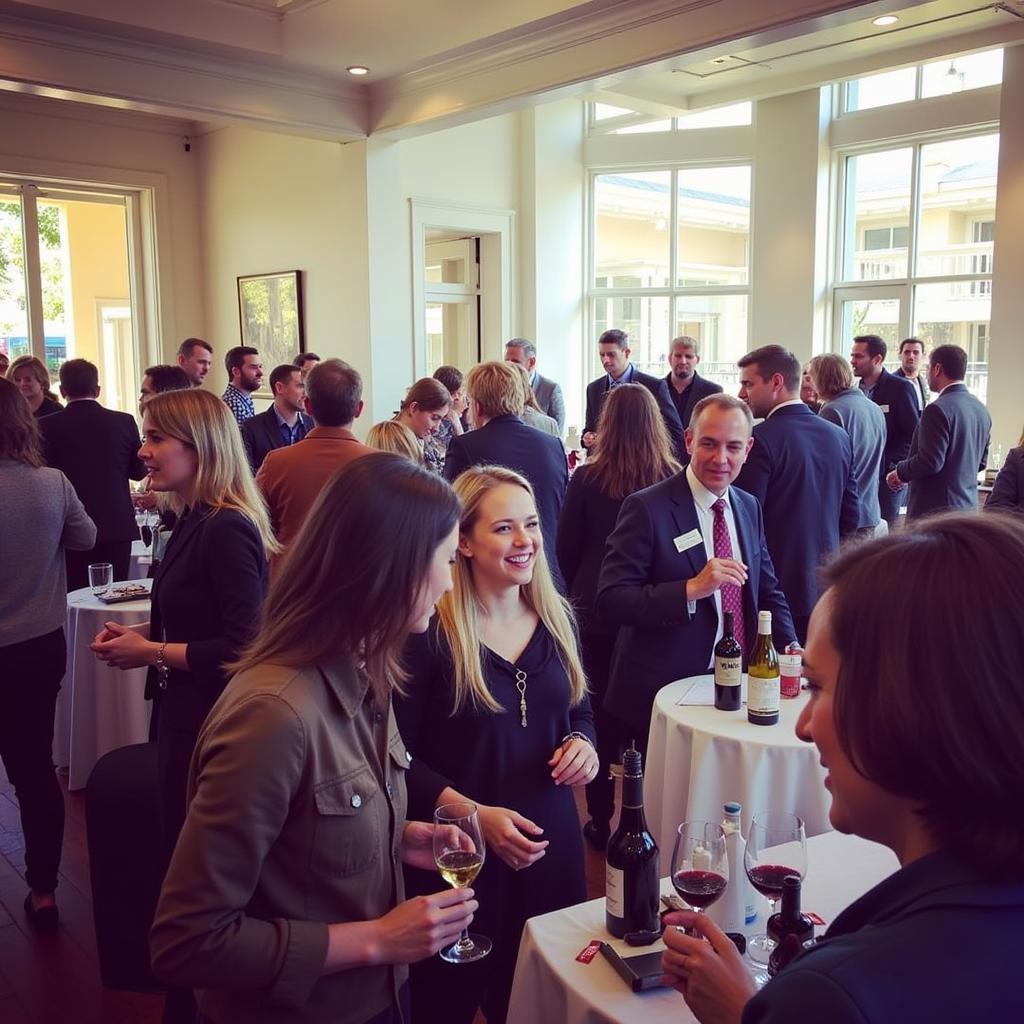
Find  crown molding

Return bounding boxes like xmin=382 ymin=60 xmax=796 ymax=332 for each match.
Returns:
xmin=0 ymin=9 xmax=367 ymax=139
xmin=368 ymin=0 xmax=919 ymax=135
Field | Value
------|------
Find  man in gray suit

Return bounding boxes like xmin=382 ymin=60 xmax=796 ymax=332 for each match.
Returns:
xmin=887 ymin=345 xmax=991 ymax=519
xmin=505 ymin=338 xmax=565 ymax=435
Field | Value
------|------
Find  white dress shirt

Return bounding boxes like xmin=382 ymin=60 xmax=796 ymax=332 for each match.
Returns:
xmin=684 ymin=465 xmax=743 ymax=665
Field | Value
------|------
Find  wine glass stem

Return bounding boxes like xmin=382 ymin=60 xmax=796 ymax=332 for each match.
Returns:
xmin=455 ymin=926 xmax=473 ymax=951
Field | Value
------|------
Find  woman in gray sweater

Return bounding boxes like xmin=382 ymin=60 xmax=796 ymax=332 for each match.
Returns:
xmin=0 ymin=377 xmax=96 ymax=930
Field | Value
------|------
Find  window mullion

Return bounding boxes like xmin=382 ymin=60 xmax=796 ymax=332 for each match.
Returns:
xmin=20 ymin=185 xmax=46 ymax=361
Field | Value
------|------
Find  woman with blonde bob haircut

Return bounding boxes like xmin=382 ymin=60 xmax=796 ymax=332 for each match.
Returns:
xmin=397 ymin=465 xmax=597 ymax=1024
xmin=91 ymin=389 xmax=274 ymax=863
xmin=367 ymin=419 xmax=425 ymax=465
xmin=8 ymin=354 xmax=63 ymax=417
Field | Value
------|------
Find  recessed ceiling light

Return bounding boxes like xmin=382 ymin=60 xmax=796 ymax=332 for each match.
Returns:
xmin=872 ymin=15 xmax=899 ymax=26
xmin=347 ymin=65 xmax=370 ymax=76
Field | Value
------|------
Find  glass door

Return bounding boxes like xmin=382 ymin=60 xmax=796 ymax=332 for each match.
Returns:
xmin=424 ymin=238 xmax=480 ymax=372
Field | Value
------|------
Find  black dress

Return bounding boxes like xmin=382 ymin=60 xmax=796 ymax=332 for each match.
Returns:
xmin=397 ymin=619 xmax=594 ymax=1024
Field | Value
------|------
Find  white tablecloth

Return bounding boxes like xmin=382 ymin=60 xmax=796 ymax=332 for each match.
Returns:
xmin=507 ymin=831 xmax=898 ymax=1024
xmin=54 ymin=581 xmax=154 ymax=791
xmin=645 ymin=676 xmax=832 ymax=857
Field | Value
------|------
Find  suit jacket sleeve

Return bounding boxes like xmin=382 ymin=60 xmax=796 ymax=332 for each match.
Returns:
xmin=582 ymin=382 xmax=597 ymax=447
xmin=185 ymin=514 xmax=267 ymax=678
xmin=985 ymin=448 xmax=1022 ymax=512
xmin=60 ymin=474 xmax=98 ymax=550
xmin=748 ymin=499 xmax=797 ymax=645
xmin=549 ymin=383 xmax=566 ymax=434
xmin=123 ymin=415 xmax=146 ymax=481
xmin=150 ymin=693 xmax=328 ymax=1006
xmin=838 ymin=435 xmax=860 ymax=538
xmin=442 ymin=437 xmax=470 ymax=483
xmin=653 ymin=378 xmax=685 ymax=458
xmin=595 ymin=493 xmax=690 ymax=627
xmin=240 ymin=419 xmax=260 ymax=475
xmin=889 ymin=381 xmax=921 ymax=467
xmin=896 ymin=403 xmax=949 ymax=482
xmin=734 ymin=428 xmax=773 ymax=506
xmin=555 ymin=472 xmax=588 ymax=591
xmin=395 ymin=628 xmax=454 ymax=818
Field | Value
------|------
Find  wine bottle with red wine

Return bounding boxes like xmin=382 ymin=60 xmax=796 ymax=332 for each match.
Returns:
xmin=605 ymin=744 xmax=660 ymax=939
xmin=714 ymin=611 xmax=743 ymax=712
xmin=767 ymin=875 xmax=815 ymax=976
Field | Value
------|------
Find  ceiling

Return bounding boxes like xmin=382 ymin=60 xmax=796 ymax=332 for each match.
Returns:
xmin=0 ymin=0 xmax=1019 ymax=138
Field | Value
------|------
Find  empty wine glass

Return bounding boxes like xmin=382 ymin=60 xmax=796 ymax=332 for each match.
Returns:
xmin=671 ymin=821 xmax=729 ymax=934
xmin=744 ymin=811 xmax=807 ymax=964
xmin=88 ymin=562 xmax=113 ymax=597
xmin=433 ymin=802 xmax=491 ymax=963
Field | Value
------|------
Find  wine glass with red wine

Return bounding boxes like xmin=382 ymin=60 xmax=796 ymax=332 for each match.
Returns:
xmin=671 ymin=821 xmax=729 ymax=931
xmin=744 ymin=811 xmax=807 ymax=964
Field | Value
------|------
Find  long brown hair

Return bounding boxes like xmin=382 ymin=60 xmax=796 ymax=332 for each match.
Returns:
xmin=823 ymin=512 xmax=1024 ymax=878
xmin=232 ymin=454 xmax=460 ymax=701
xmin=0 ymin=377 xmax=43 ymax=466
xmin=586 ymin=384 xmax=680 ymax=500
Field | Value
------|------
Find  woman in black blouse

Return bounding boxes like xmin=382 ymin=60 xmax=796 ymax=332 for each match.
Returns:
xmin=556 ymin=383 xmax=680 ymax=849
xmin=985 ymin=423 xmax=1024 ymax=516
xmin=397 ymin=465 xmax=598 ymax=1024
xmin=91 ymin=388 xmax=276 ymax=858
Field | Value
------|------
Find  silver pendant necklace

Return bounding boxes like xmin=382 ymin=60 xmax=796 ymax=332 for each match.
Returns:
xmin=515 ymin=668 xmax=527 ymax=727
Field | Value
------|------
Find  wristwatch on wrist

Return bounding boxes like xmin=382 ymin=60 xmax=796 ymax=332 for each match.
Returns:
xmin=561 ymin=731 xmax=594 ymax=748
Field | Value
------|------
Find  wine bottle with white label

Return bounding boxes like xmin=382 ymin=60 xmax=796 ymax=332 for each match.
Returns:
xmin=605 ymin=744 xmax=660 ymax=939
xmin=747 ymin=610 xmax=780 ymax=726
xmin=714 ymin=611 xmax=743 ymax=712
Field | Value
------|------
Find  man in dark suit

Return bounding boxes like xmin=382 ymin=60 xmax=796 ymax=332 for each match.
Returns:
xmin=664 ymin=335 xmax=722 ymax=464
xmin=239 ymin=363 xmax=314 ymax=473
xmin=895 ymin=336 xmax=930 ymax=411
xmin=597 ymin=394 xmax=795 ymax=744
xmin=505 ymin=338 xmax=565 ymax=435
xmin=40 ymin=358 xmax=146 ymax=590
xmin=583 ymin=329 xmax=684 ymax=459
xmin=735 ymin=345 xmax=859 ymax=644
xmin=851 ymin=334 xmax=920 ymax=529
xmin=445 ymin=361 xmax=568 ymax=586
xmin=888 ymin=344 xmax=991 ymax=519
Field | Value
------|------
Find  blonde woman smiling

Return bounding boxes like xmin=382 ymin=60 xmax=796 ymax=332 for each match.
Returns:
xmin=397 ymin=465 xmax=596 ymax=1024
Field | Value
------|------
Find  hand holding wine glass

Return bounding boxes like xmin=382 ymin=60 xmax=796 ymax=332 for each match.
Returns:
xmin=671 ymin=821 xmax=729 ymax=935
xmin=744 ymin=810 xmax=807 ymax=965
xmin=433 ymin=802 xmax=491 ymax=963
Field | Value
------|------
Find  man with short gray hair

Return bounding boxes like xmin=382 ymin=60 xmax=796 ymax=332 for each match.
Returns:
xmin=665 ymin=336 xmax=722 ymax=464
xmin=504 ymin=338 xmax=565 ymax=434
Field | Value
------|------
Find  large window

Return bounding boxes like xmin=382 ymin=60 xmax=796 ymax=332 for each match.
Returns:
xmin=0 ymin=181 xmax=142 ymax=415
xmin=590 ymin=166 xmax=750 ymax=386
xmin=833 ymin=133 xmax=998 ymax=402
xmin=589 ymin=102 xmax=752 ymax=136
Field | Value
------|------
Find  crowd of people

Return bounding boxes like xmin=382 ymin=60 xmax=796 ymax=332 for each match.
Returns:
xmin=1 ymin=325 xmax=1022 ymax=1024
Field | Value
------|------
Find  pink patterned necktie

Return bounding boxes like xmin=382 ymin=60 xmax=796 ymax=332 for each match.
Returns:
xmin=712 ymin=498 xmax=745 ymax=657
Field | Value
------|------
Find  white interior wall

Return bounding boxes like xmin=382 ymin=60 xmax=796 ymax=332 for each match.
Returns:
xmin=749 ymin=89 xmax=832 ymax=361
xmin=987 ymin=44 xmax=1024 ymax=453
xmin=518 ymin=100 xmax=586 ymax=432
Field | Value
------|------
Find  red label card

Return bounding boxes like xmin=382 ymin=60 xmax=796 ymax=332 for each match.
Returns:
xmin=576 ymin=940 xmax=603 ymax=963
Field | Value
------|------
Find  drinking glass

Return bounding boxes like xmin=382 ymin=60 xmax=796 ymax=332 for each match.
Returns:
xmin=433 ymin=802 xmax=491 ymax=963
xmin=88 ymin=563 xmax=113 ymax=597
xmin=671 ymin=821 xmax=729 ymax=933
xmin=744 ymin=811 xmax=807 ymax=964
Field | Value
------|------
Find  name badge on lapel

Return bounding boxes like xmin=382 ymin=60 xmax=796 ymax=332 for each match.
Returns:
xmin=674 ymin=529 xmax=703 ymax=554
xmin=879 ymin=404 xmax=890 ymax=413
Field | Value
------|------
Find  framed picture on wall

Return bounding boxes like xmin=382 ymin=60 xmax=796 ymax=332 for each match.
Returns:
xmin=237 ymin=270 xmax=305 ymax=392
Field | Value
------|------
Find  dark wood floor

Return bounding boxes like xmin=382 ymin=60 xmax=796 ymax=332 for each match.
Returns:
xmin=0 ymin=764 xmax=615 ymax=1023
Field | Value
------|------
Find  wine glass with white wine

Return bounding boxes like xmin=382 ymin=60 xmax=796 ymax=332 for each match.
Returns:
xmin=433 ymin=802 xmax=491 ymax=964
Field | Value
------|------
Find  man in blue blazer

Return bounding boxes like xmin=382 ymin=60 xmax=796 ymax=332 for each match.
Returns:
xmin=597 ymin=394 xmax=795 ymax=743
xmin=851 ymin=334 xmax=920 ymax=528
xmin=583 ymin=329 xmax=685 ymax=459
xmin=735 ymin=346 xmax=859 ymax=644
xmin=445 ymin=361 xmax=568 ymax=586
xmin=239 ymin=363 xmax=313 ymax=473
xmin=888 ymin=344 xmax=991 ymax=518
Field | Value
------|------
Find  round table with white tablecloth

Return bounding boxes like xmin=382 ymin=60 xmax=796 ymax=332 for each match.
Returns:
xmin=645 ymin=675 xmax=831 ymax=858
xmin=507 ymin=831 xmax=899 ymax=1024
xmin=126 ymin=538 xmax=152 ymax=581
xmin=53 ymin=581 xmax=154 ymax=791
